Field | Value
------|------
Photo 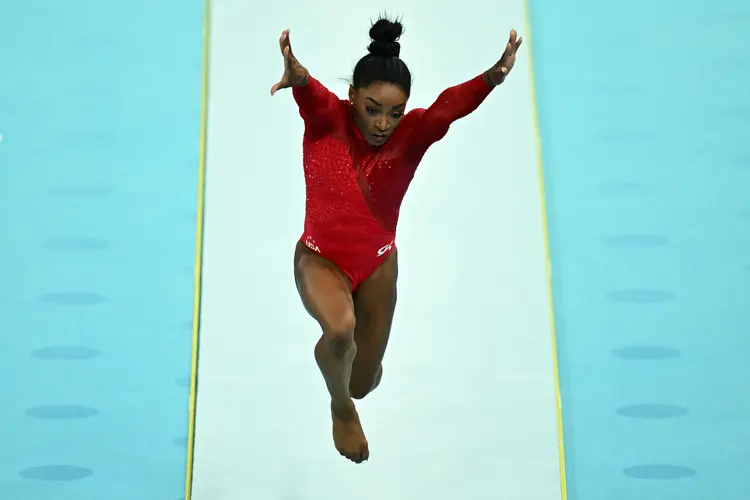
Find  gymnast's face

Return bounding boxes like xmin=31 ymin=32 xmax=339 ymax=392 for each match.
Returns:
xmin=349 ymin=82 xmax=408 ymax=146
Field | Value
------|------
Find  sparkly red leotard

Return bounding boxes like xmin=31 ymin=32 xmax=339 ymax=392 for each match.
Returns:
xmin=292 ymin=73 xmax=493 ymax=290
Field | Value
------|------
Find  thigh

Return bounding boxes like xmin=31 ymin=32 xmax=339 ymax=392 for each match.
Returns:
xmin=294 ymin=241 xmax=354 ymax=334
xmin=351 ymin=248 xmax=399 ymax=372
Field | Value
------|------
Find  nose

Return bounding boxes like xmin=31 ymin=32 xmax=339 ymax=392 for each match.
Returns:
xmin=375 ymin=117 xmax=389 ymax=132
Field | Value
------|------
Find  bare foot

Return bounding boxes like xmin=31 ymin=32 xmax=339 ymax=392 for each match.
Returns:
xmin=330 ymin=399 xmax=369 ymax=463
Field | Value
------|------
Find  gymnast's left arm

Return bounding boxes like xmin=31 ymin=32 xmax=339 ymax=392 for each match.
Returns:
xmin=407 ymin=29 xmax=524 ymax=152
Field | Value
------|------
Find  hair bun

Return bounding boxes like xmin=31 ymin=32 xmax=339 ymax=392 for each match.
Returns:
xmin=367 ymin=17 xmax=403 ymax=58
xmin=368 ymin=40 xmax=400 ymax=58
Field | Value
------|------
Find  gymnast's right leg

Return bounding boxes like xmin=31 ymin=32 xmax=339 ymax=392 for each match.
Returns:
xmin=293 ymin=241 xmax=369 ymax=463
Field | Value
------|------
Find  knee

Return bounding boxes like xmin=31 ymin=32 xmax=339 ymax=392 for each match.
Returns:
xmin=349 ymin=379 xmax=372 ymax=400
xmin=319 ymin=314 xmax=356 ymax=358
xmin=349 ymin=381 xmax=372 ymax=399
xmin=350 ymin=365 xmax=383 ymax=400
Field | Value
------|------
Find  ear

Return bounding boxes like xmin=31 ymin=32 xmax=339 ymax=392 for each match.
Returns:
xmin=348 ymin=85 xmax=355 ymax=104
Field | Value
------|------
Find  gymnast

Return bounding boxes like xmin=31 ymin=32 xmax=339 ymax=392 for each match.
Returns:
xmin=270 ymin=15 xmax=522 ymax=463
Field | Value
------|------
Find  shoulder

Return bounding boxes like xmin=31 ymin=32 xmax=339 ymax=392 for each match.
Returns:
xmin=404 ymin=107 xmax=427 ymax=122
xmin=394 ymin=108 xmax=426 ymax=134
xmin=333 ymin=98 xmax=350 ymax=123
xmin=304 ymin=98 xmax=349 ymax=139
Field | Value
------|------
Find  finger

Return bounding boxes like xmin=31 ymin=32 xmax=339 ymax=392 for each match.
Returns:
xmin=284 ymin=30 xmax=295 ymax=58
xmin=278 ymin=29 xmax=288 ymax=53
xmin=509 ymin=29 xmax=517 ymax=46
xmin=270 ymin=82 xmax=287 ymax=96
xmin=516 ymin=36 xmax=523 ymax=50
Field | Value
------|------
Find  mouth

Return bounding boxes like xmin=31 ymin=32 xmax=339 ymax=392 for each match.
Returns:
xmin=372 ymin=133 xmax=388 ymax=143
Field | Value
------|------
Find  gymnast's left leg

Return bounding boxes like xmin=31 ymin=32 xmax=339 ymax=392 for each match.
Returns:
xmin=349 ymin=248 xmax=398 ymax=400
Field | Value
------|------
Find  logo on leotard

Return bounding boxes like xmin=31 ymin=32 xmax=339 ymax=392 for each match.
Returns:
xmin=305 ymin=236 xmax=321 ymax=253
xmin=377 ymin=241 xmax=394 ymax=257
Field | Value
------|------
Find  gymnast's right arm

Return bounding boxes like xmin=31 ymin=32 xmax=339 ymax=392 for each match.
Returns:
xmin=270 ymin=29 xmax=339 ymax=129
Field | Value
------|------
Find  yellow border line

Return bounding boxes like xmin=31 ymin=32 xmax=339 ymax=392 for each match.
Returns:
xmin=522 ymin=2 xmax=568 ymax=498
xmin=185 ymin=0 xmax=211 ymax=498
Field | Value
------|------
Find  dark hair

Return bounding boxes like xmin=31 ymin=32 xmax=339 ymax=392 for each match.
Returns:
xmin=352 ymin=16 xmax=412 ymax=97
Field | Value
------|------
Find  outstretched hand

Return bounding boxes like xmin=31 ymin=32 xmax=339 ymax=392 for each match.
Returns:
xmin=270 ymin=29 xmax=309 ymax=95
xmin=485 ymin=29 xmax=523 ymax=86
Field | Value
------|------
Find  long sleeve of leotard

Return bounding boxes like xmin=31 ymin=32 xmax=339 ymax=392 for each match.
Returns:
xmin=406 ymin=73 xmax=494 ymax=156
xmin=292 ymin=76 xmax=341 ymax=132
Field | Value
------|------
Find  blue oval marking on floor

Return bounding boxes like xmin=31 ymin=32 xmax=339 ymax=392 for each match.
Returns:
xmin=733 ymin=156 xmax=750 ymax=169
xmin=19 ymin=465 xmax=94 ymax=481
xmin=612 ymin=345 xmax=681 ymax=360
xmin=44 ymin=237 xmax=110 ymax=250
xmin=601 ymin=234 xmax=668 ymax=248
xmin=616 ymin=404 xmax=688 ymax=419
xmin=31 ymin=346 xmax=101 ymax=360
xmin=593 ymin=82 xmax=643 ymax=94
xmin=596 ymin=182 xmax=656 ymax=195
xmin=719 ymin=104 xmax=750 ymax=120
xmin=622 ymin=464 xmax=696 ymax=480
xmin=594 ymin=130 xmax=650 ymax=144
xmin=48 ymin=185 xmax=114 ymax=199
xmin=54 ymin=131 xmax=116 ymax=144
xmin=39 ymin=292 xmax=107 ymax=306
xmin=608 ymin=289 xmax=677 ymax=303
xmin=25 ymin=405 xmax=99 ymax=420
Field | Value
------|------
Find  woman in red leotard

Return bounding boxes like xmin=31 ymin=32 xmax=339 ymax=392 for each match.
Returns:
xmin=270 ymin=15 xmax=522 ymax=464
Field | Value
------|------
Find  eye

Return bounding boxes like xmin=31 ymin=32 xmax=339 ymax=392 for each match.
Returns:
xmin=366 ymin=107 xmax=377 ymax=115
xmin=391 ymin=112 xmax=403 ymax=119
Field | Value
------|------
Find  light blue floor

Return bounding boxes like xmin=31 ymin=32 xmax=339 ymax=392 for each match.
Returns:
xmin=530 ymin=0 xmax=750 ymax=498
xmin=8 ymin=1 xmax=749 ymax=498
xmin=0 ymin=2 xmax=204 ymax=499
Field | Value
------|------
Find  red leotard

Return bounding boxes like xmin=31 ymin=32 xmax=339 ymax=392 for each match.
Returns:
xmin=292 ymin=73 xmax=493 ymax=290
